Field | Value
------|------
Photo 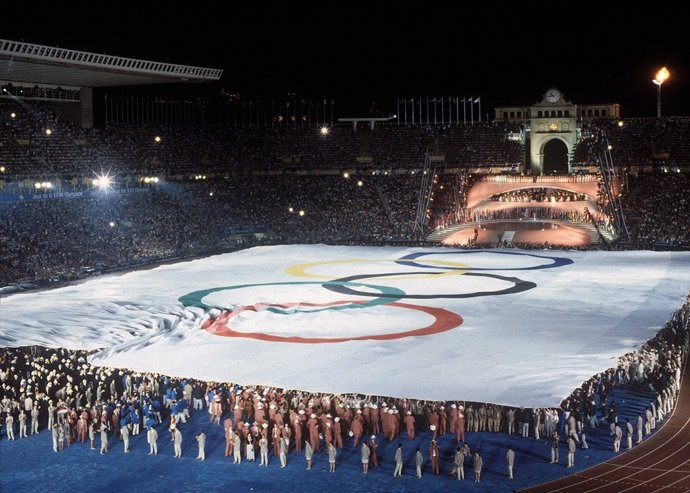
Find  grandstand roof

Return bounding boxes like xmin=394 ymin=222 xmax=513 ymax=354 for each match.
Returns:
xmin=0 ymin=39 xmax=223 ymax=88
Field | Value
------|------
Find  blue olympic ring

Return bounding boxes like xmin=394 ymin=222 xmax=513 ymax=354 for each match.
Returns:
xmin=395 ymin=250 xmax=573 ymax=272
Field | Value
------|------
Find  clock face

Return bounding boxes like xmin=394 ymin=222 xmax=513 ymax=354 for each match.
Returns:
xmin=546 ymin=89 xmax=561 ymax=103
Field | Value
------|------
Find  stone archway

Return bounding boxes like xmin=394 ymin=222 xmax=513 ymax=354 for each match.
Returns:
xmin=543 ymin=139 xmax=568 ymax=173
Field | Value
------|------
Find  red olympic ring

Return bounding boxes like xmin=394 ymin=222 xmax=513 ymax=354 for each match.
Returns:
xmin=202 ymin=300 xmax=463 ymax=344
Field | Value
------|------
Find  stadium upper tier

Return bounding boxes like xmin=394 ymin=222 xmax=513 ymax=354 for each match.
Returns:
xmin=2 ymin=102 xmax=689 ymax=186
xmin=1 ymin=100 xmax=518 ymax=180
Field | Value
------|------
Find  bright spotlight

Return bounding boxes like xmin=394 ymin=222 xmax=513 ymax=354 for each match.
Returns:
xmin=299 ymin=210 xmax=305 ymax=216
xmin=288 ymin=207 xmax=294 ymax=213
xmin=144 ymin=177 xmax=151 ymax=183
xmin=343 ymin=172 xmax=350 ymax=179
xmin=0 ymin=166 xmax=5 ymax=172
xmin=357 ymin=180 xmax=363 ymax=187
xmin=10 ymin=112 xmax=16 ymax=119
xmin=617 ymin=120 xmax=624 ymax=127
xmin=93 ymin=173 xmax=113 ymax=190
xmin=45 ymin=128 xmax=52 ymax=136
xmin=109 ymin=221 xmax=115 ymax=228
xmin=44 ymin=182 xmax=52 ymax=189
xmin=153 ymin=177 xmax=160 ymax=183
xmin=34 ymin=182 xmax=42 ymax=189
xmin=154 ymin=135 xmax=161 ymax=143
xmin=320 ymin=126 xmax=329 ymax=136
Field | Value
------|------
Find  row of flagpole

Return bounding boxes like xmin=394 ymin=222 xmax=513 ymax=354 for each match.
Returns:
xmin=396 ymin=97 xmax=482 ymax=126
xmin=103 ymin=94 xmax=482 ymax=127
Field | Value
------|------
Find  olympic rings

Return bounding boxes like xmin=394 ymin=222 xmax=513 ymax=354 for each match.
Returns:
xmin=179 ymin=250 xmax=573 ymax=343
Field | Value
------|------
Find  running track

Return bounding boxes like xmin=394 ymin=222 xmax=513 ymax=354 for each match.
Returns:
xmin=520 ymin=360 xmax=690 ymax=493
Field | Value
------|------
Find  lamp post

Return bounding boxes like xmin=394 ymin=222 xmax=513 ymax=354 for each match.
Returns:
xmin=652 ymin=67 xmax=670 ymax=117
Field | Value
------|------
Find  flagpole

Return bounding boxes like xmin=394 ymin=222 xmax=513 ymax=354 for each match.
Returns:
xmin=470 ymin=96 xmax=474 ymax=125
xmin=456 ymin=97 xmax=459 ymax=125
xmin=463 ymin=98 xmax=467 ymax=125
xmin=411 ymin=98 xmax=415 ymax=124
xmin=478 ymin=97 xmax=481 ymax=123
xmin=441 ymin=97 xmax=445 ymax=126
xmin=448 ymin=97 xmax=452 ymax=125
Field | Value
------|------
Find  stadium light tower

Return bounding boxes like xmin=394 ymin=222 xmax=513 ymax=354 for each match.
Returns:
xmin=652 ymin=67 xmax=670 ymax=117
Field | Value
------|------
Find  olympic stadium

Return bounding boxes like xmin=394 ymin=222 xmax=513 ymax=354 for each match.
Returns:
xmin=1 ymin=33 xmax=690 ymax=493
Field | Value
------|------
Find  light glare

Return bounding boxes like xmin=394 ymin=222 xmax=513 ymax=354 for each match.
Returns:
xmin=653 ymin=67 xmax=670 ymax=85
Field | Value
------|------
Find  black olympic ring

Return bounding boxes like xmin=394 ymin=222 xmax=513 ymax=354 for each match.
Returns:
xmin=323 ymin=271 xmax=536 ymax=299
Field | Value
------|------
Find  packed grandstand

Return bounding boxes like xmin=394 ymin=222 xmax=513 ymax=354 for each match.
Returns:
xmin=1 ymin=99 xmax=689 ymax=290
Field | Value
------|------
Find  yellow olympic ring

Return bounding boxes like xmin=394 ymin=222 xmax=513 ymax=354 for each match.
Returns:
xmin=284 ymin=258 xmax=470 ymax=280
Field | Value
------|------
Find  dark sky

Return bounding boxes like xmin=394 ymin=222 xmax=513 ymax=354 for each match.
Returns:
xmin=5 ymin=1 xmax=688 ymax=118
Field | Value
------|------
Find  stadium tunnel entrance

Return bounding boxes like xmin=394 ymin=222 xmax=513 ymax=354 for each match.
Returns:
xmin=542 ymin=138 xmax=569 ymax=174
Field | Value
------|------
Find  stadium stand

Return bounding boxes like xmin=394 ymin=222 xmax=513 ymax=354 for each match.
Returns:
xmin=1 ymin=100 xmax=690 ymax=289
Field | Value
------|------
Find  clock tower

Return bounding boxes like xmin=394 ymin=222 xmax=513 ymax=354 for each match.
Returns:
xmin=526 ymin=88 xmax=578 ymax=174
xmin=494 ymin=88 xmax=622 ymax=174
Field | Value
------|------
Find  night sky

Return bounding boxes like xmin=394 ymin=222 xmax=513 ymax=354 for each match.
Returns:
xmin=4 ymin=1 xmax=688 ymax=118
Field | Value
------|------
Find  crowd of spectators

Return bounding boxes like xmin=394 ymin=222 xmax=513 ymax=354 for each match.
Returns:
xmin=620 ymin=172 xmax=690 ymax=247
xmin=0 ymin=175 xmax=427 ymax=287
xmin=0 ymin=101 xmax=525 ymax=184
xmin=2 ymin=100 xmax=690 ymax=290
xmin=573 ymin=117 xmax=690 ymax=168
